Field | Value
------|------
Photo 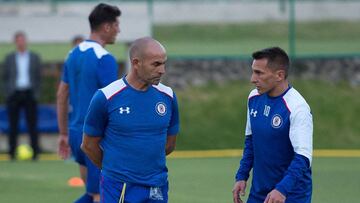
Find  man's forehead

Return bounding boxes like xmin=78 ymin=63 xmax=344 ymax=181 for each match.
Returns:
xmin=252 ymin=58 xmax=268 ymax=68
xmin=145 ymin=44 xmax=166 ymax=57
xmin=147 ymin=52 xmax=167 ymax=62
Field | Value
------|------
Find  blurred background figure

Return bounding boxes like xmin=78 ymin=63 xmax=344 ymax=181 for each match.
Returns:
xmin=57 ymin=3 xmax=121 ymax=203
xmin=72 ymin=35 xmax=84 ymax=47
xmin=2 ymin=31 xmax=42 ymax=161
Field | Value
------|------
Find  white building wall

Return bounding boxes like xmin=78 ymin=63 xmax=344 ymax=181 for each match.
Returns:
xmin=0 ymin=1 xmax=359 ymax=42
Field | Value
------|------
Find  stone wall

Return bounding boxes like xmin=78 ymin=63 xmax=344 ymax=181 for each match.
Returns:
xmin=2 ymin=56 xmax=358 ymax=94
xmin=161 ymin=56 xmax=360 ymax=88
xmin=291 ymin=57 xmax=360 ymax=87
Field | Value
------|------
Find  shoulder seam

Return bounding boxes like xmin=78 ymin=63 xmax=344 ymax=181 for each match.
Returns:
xmin=79 ymin=41 xmax=109 ymax=59
xmin=100 ymin=79 xmax=127 ymax=100
xmin=153 ymin=83 xmax=174 ymax=99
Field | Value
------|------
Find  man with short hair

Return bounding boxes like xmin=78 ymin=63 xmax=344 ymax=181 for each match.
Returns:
xmin=3 ymin=31 xmax=42 ymax=161
xmin=81 ymin=37 xmax=179 ymax=203
xmin=233 ymin=47 xmax=313 ymax=203
xmin=56 ymin=3 xmax=121 ymax=203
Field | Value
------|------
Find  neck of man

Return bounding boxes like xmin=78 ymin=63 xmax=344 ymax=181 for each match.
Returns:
xmin=268 ymin=80 xmax=289 ymax=97
xmin=125 ymin=72 xmax=150 ymax=91
xmin=17 ymin=47 xmax=26 ymax=53
xmin=89 ymin=33 xmax=106 ymax=47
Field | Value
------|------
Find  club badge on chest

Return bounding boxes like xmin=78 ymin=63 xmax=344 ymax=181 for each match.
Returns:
xmin=155 ymin=102 xmax=167 ymax=116
xmin=271 ymin=114 xmax=283 ymax=128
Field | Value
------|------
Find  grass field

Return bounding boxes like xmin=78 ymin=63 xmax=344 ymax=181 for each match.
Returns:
xmin=1 ymin=21 xmax=359 ymax=62
xmin=176 ymin=80 xmax=360 ymax=150
xmin=1 ymin=79 xmax=358 ymax=150
xmin=0 ymin=156 xmax=359 ymax=203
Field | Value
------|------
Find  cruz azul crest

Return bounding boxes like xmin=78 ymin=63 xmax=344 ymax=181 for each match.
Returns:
xmin=271 ymin=114 xmax=283 ymax=128
xmin=155 ymin=102 xmax=167 ymax=116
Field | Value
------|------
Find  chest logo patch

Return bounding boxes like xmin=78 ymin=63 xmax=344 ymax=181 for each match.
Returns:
xmin=155 ymin=102 xmax=167 ymax=116
xmin=250 ymin=109 xmax=258 ymax=117
xmin=271 ymin=114 xmax=282 ymax=128
xmin=119 ymin=107 xmax=130 ymax=114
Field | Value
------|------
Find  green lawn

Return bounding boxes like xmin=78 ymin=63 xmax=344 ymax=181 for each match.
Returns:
xmin=1 ymin=21 xmax=359 ymax=62
xmin=0 ymin=157 xmax=359 ymax=203
xmin=0 ymin=79 xmax=358 ymax=150
xmin=176 ymin=80 xmax=360 ymax=150
xmin=0 ymin=43 xmax=127 ymax=63
xmin=0 ymin=22 xmax=358 ymax=151
xmin=156 ymin=21 xmax=360 ymax=57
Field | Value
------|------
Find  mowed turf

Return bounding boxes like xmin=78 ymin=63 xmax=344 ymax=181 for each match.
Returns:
xmin=175 ymin=80 xmax=360 ymax=150
xmin=0 ymin=157 xmax=359 ymax=203
xmin=1 ymin=21 xmax=360 ymax=62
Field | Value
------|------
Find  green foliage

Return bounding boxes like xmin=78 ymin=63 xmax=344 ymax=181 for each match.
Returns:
xmin=175 ymin=80 xmax=360 ymax=150
xmin=293 ymin=80 xmax=360 ymax=149
xmin=0 ymin=22 xmax=358 ymax=149
xmin=0 ymin=43 xmax=127 ymax=63
xmin=0 ymin=76 xmax=357 ymax=149
xmin=40 ymin=73 xmax=59 ymax=103
xmin=176 ymin=81 xmax=252 ymax=150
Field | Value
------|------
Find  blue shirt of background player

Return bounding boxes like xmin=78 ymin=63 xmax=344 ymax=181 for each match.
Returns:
xmin=236 ymin=87 xmax=313 ymax=203
xmin=62 ymin=40 xmax=118 ymax=134
xmin=84 ymin=77 xmax=180 ymax=186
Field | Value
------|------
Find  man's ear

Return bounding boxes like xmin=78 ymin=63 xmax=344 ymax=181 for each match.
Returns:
xmin=103 ymin=23 xmax=111 ymax=32
xmin=131 ymin=58 xmax=140 ymax=70
xmin=276 ymin=69 xmax=286 ymax=81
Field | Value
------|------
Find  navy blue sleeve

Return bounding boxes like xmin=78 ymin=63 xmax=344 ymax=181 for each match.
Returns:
xmin=275 ymin=153 xmax=311 ymax=196
xmin=83 ymin=90 xmax=108 ymax=137
xmin=97 ymin=54 xmax=118 ymax=87
xmin=168 ymin=92 xmax=180 ymax=135
xmin=235 ymin=134 xmax=254 ymax=181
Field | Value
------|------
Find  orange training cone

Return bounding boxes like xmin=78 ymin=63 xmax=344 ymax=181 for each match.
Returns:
xmin=68 ymin=177 xmax=85 ymax=187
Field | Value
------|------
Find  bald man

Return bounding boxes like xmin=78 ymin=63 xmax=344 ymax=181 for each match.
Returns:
xmin=81 ymin=37 xmax=180 ymax=203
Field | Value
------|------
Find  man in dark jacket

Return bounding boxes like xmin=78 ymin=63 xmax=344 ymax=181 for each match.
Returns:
xmin=3 ymin=31 xmax=42 ymax=160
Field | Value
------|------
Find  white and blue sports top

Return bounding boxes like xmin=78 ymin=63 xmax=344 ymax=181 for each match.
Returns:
xmin=84 ymin=77 xmax=180 ymax=187
xmin=236 ymin=86 xmax=313 ymax=202
xmin=62 ymin=40 xmax=118 ymax=134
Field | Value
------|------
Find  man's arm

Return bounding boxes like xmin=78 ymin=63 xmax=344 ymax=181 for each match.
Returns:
xmin=82 ymin=90 xmax=108 ymax=168
xmin=56 ymin=81 xmax=70 ymax=159
xmin=166 ymin=92 xmax=179 ymax=156
xmin=267 ymin=107 xmax=313 ymax=202
xmin=232 ymin=180 xmax=247 ymax=203
xmin=165 ymin=135 xmax=177 ymax=155
xmin=233 ymin=106 xmax=254 ymax=203
xmin=32 ymin=53 xmax=42 ymax=99
xmin=233 ymin=134 xmax=254 ymax=203
xmin=81 ymin=134 xmax=103 ymax=168
xmin=2 ymin=55 xmax=11 ymax=97
xmin=265 ymin=154 xmax=309 ymax=203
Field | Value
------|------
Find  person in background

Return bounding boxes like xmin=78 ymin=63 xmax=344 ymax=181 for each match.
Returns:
xmin=2 ymin=31 xmax=42 ymax=161
xmin=233 ymin=47 xmax=313 ymax=203
xmin=72 ymin=35 xmax=84 ymax=47
xmin=56 ymin=3 xmax=121 ymax=203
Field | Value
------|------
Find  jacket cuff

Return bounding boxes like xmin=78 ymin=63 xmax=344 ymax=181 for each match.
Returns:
xmin=275 ymin=184 xmax=288 ymax=197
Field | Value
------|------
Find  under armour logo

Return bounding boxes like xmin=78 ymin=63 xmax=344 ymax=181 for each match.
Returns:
xmin=119 ymin=107 xmax=130 ymax=114
xmin=250 ymin=109 xmax=258 ymax=117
